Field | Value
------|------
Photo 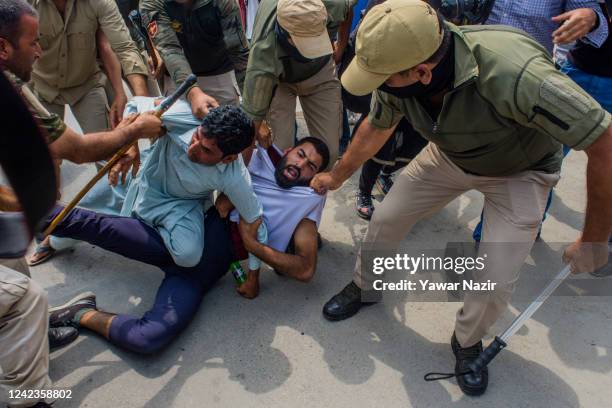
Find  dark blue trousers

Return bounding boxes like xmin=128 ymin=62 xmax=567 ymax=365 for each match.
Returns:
xmin=46 ymin=206 xmax=233 ymax=354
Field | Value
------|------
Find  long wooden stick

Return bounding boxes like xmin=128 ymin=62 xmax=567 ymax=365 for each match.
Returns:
xmin=43 ymin=140 xmax=136 ymax=236
xmin=43 ymin=74 xmax=197 ymax=237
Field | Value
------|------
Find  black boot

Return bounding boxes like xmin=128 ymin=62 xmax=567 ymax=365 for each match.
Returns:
xmin=451 ymin=333 xmax=488 ymax=396
xmin=49 ymin=326 xmax=79 ymax=350
xmin=49 ymin=291 xmax=97 ymax=327
xmin=322 ymin=282 xmax=376 ymax=321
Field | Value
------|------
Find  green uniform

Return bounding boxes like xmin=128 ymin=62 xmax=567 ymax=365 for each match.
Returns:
xmin=4 ymin=70 xmax=66 ymax=144
xmin=242 ymin=0 xmax=355 ymax=120
xmin=369 ymin=24 xmax=611 ymax=177
xmin=140 ymin=0 xmax=249 ymax=89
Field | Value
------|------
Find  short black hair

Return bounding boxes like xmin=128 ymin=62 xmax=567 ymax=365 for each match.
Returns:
xmin=201 ymin=105 xmax=254 ymax=157
xmin=0 ymin=0 xmax=37 ymax=47
xmin=294 ymin=137 xmax=330 ymax=171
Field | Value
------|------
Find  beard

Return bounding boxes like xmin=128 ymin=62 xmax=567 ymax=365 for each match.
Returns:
xmin=274 ymin=156 xmax=310 ymax=189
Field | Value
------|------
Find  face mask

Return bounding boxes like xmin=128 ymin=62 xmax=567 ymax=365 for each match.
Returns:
xmin=379 ymin=35 xmax=455 ymax=99
xmin=275 ymin=21 xmax=314 ymax=63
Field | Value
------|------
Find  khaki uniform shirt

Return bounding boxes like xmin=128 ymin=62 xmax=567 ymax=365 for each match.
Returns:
xmin=4 ymin=70 xmax=66 ymax=143
xmin=241 ymin=0 xmax=355 ymax=120
xmin=370 ymin=24 xmax=611 ymax=176
xmin=140 ymin=0 xmax=249 ymax=90
xmin=29 ymin=0 xmax=148 ymax=105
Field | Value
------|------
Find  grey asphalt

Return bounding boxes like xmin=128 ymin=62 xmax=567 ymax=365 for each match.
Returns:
xmin=28 ymin=114 xmax=612 ymax=408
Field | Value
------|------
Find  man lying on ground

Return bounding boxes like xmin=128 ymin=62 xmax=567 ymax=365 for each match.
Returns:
xmin=215 ymin=136 xmax=330 ymax=298
xmin=44 ymin=100 xmax=268 ymax=354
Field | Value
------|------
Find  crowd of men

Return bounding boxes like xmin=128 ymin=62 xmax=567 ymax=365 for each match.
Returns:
xmin=0 ymin=0 xmax=611 ymax=406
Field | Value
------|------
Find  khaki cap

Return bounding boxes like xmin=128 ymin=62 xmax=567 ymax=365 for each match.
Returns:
xmin=277 ymin=0 xmax=333 ymax=59
xmin=342 ymin=0 xmax=444 ymax=96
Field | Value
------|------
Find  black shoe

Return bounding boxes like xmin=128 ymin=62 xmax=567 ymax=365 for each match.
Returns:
xmin=49 ymin=291 xmax=97 ymax=327
xmin=31 ymin=402 xmax=53 ymax=407
xmin=49 ymin=326 xmax=79 ymax=350
xmin=355 ymin=191 xmax=374 ymax=220
xmin=376 ymin=174 xmax=394 ymax=196
xmin=323 ymin=282 xmax=375 ymax=321
xmin=451 ymin=333 xmax=488 ymax=396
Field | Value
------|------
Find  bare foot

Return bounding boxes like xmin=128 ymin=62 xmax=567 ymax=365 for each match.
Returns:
xmin=237 ymin=270 xmax=260 ymax=299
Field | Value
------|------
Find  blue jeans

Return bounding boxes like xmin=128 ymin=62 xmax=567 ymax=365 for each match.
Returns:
xmin=45 ymin=205 xmax=233 ymax=354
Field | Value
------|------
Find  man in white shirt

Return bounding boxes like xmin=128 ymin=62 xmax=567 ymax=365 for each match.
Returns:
xmin=216 ymin=137 xmax=330 ymax=298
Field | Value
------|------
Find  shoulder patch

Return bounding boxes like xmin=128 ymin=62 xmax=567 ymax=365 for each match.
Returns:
xmin=147 ymin=20 xmax=158 ymax=38
xmin=540 ymin=75 xmax=591 ymax=119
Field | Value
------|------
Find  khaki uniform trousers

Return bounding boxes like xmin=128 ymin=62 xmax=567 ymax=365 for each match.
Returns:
xmin=44 ymin=85 xmax=110 ymax=134
xmin=164 ymin=70 xmax=241 ymax=106
xmin=268 ymin=58 xmax=342 ymax=166
xmin=0 ymin=260 xmax=51 ymax=408
xmin=353 ymin=143 xmax=560 ymax=347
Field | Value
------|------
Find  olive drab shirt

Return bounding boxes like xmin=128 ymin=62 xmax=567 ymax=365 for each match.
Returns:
xmin=139 ymin=0 xmax=249 ymax=89
xmin=4 ymin=70 xmax=66 ymax=143
xmin=369 ymin=24 xmax=611 ymax=177
xmin=29 ymin=0 xmax=148 ymax=106
xmin=241 ymin=0 xmax=356 ymax=120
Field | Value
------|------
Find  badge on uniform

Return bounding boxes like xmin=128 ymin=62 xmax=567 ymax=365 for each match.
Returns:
xmin=170 ymin=20 xmax=183 ymax=34
xmin=147 ymin=20 xmax=158 ymax=38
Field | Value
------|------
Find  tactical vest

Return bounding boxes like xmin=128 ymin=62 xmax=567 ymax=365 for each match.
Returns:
xmin=165 ymin=1 xmax=232 ymax=76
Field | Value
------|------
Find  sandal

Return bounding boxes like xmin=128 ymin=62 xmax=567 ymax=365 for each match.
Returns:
xmin=28 ymin=239 xmax=56 ymax=266
xmin=355 ymin=191 xmax=374 ymax=220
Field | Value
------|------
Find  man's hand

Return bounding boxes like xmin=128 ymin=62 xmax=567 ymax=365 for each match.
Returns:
xmin=187 ymin=87 xmax=219 ymax=119
xmin=238 ymin=217 xmax=262 ymax=251
xmin=109 ymin=92 xmax=129 ymax=129
xmin=552 ymin=8 xmax=598 ymax=45
xmin=148 ymin=54 xmax=165 ymax=81
xmin=108 ymin=145 xmax=140 ymax=186
xmin=215 ymin=193 xmax=235 ymax=218
xmin=256 ymin=121 xmax=273 ymax=148
xmin=333 ymin=40 xmax=346 ymax=65
xmin=563 ymin=239 xmax=610 ymax=274
xmin=310 ymin=172 xmax=342 ymax=195
xmin=132 ymin=111 xmax=165 ymax=140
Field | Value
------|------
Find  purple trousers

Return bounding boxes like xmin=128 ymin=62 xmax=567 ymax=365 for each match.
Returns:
xmin=46 ymin=205 xmax=233 ymax=354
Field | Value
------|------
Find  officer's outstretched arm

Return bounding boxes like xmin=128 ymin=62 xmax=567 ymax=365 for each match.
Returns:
xmin=310 ymin=118 xmax=396 ymax=194
xmin=583 ymin=123 xmax=612 ymax=240
xmin=563 ymin=122 xmax=612 ymax=273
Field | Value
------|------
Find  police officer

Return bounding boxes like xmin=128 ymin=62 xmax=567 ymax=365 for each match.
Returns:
xmin=242 ymin=0 xmax=355 ymax=165
xmin=311 ymin=0 xmax=612 ymax=395
xmin=28 ymin=0 xmax=149 ymax=134
xmin=140 ymin=0 xmax=249 ymax=118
